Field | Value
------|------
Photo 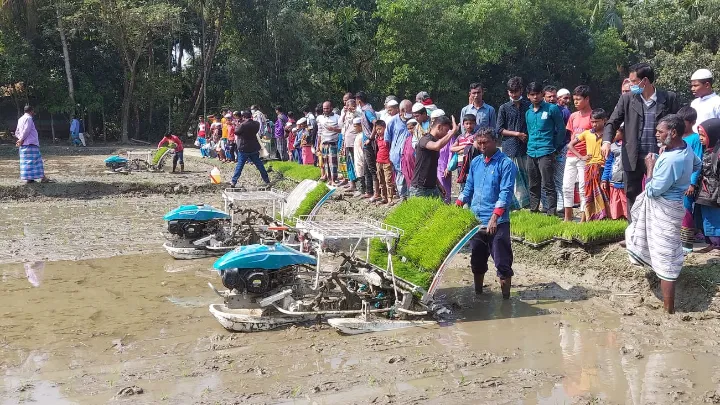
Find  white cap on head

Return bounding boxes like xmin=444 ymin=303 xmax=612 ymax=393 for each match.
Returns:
xmin=285 ymin=122 xmax=292 ymax=128
xmin=352 ymin=117 xmax=362 ymax=125
xmin=430 ymin=109 xmax=446 ymax=119
xmin=557 ymin=88 xmax=571 ymax=97
xmin=691 ymin=68 xmax=713 ymax=81
xmin=297 ymin=118 xmax=307 ymax=125
xmin=406 ymin=119 xmax=418 ymax=125
xmin=412 ymin=102 xmax=426 ymax=113
xmin=386 ymin=99 xmax=399 ymax=107
xmin=224 ymin=114 xmax=232 ymax=118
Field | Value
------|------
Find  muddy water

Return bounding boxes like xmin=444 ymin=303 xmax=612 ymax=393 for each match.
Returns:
xmin=1 ymin=254 xmax=718 ymax=404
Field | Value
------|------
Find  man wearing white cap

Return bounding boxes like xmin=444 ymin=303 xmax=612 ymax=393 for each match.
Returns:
xmin=379 ymin=95 xmax=398 ymax=123
xmin=690 ymin=68 xmax=720 ymax=132
xmin=416 ymin=91 xmax=437 ymax=114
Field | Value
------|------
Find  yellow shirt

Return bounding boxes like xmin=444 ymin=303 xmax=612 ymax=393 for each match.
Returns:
xmin=221 ymin=117 xmax=228 ymax=139
xmin=577 ymin=130 xmax=605 ymax=165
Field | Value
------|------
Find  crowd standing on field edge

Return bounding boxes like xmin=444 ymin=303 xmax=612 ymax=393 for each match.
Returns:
xmin=14 ymin=62 xmax=720 ymax=313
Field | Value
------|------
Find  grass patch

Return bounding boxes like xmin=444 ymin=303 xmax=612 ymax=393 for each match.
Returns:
xmin=368 ymin=197 xmax=479 ymax=289
xmin=266 ymin=161 xmax=321 ymax=182
xmin=510 ymin=211 xmax=627 ymax=244
xmin=286 ymin=182 xmax=330 ymax=226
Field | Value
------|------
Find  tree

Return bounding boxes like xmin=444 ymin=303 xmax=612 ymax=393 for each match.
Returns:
xmin=91 ymin=0 xmax=181 ymax=142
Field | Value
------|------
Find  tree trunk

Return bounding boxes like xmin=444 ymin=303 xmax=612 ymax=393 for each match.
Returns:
xmin=102 ymin=105 xmax=107 ymax=143
xmin=50 ymin=113 xmax=56 ymax=143
xmin=134 ymin=103 xmax=140 ymax=140
xmin=120 ymin=60 xmax=138 ymax=143
xmin=177 ymin=0 xmax=227 ymax=136
xmin=56 ymin=4 xmax=75 ymax=108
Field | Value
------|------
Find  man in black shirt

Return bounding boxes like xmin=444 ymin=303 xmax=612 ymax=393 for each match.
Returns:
xmin=410 ymin=115 xmax=457 ymax=198
xmin=230 ymin=111 xmax=271 ymax=187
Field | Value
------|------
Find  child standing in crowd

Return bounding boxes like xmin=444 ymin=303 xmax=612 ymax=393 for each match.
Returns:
xmin=374 ymin=120 xmax=395 ymax=205
xmin=677 ymin=106 xmax=704 ymax=251
xmin=695 ymin=118 xmax=720 ymax=250
xmin=452 ymin=114 xmax=479 ymax=192
xmin=297 ymin=118 xmax=313 ymax=165
xmin=568 ymin=108 xmax=608 ymax=221
xmin=562 ymin=85 xmax=593 ymax=221
xmin=225 ymin=112 xmax=237 ymax=163
xmin=602 ymin=127 xmax=627 ymax=220
xmin=196 ymin=115 xmax=208 ymax=157
xmin=288 ymin=126 xmax=298 ymax=163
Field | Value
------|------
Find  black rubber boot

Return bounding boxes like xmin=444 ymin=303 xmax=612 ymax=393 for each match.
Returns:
xmin=473 ymin=273 xmax=484 ymax=295
xmin=500 ymin=277 xmax=512 ymax=300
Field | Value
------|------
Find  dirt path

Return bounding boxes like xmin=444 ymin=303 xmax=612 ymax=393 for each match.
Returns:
xmin=2 ymin=149 xmax=720 ymax=404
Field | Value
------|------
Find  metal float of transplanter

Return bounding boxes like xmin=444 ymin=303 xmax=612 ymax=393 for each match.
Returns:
xmin=207 ymin=215 xmax=449 ymax=335
xmin=162 ymin=180 xmax=335 ymax=260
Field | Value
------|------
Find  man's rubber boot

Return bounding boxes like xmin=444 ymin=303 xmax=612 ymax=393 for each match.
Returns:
xmin=172 ymin=162 xmax=177 ymax=173
xmin=500 ymin=277 xmax=512 ymax=300
xmin=473 ymin=273 xmax=484 ymax=295
xmin=180 ymin=163 xmax=184 ymax=173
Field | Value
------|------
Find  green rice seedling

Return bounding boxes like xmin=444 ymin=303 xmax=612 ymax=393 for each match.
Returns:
xmin=152 ymin=147 xmax=170 ymax=165
xmin=509 ymin=210 xmax=562 ymax=239
xmin=523 ymin=223 xmax=565 ymax=244
xmin=266 ymin=161 xmax=321 ymax=181
xmin=369 ymin=197 xmax=479 ymax=288
xmin=572 ymin=220 xmax=627 ymax=244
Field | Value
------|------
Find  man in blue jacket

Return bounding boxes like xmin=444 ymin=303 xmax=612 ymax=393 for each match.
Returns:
xmin=456 ymin=128 xmax=517 ymax=299
xmin=526 ymin=82 xmax=565 ymax=215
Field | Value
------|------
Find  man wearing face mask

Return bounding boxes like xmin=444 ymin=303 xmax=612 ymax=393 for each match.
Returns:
xmin=602 ymin=62 xmax=679 ymax=211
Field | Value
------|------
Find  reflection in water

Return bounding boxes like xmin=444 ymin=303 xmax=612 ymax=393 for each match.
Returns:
xmin=24 ymin=261 xmax=45 ymax=287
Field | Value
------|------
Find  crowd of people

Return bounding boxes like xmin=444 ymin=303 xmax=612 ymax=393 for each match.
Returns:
xmin=14 ymin=60 xmax=720 ymax=314
xmin=209 ymin=62 xmax=719 ymax=313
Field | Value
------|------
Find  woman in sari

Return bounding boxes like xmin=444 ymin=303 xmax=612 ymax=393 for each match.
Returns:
xmin=625 ymin=114 xmax=702 ymax=313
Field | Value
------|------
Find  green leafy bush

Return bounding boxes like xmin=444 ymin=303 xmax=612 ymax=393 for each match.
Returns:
xmin=267 ymin=161 xmax=321 ymax=181
xmin=369 ymin=197 xmax=479 ymax=289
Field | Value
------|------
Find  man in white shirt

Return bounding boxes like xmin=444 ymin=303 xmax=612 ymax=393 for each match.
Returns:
xmin=316 ymin=101 xmax=341 ymax=184
xmin=690 ymin=68 xmax=720 ymax=132
xmin=378 ymin=95 xmax=398 ymax=123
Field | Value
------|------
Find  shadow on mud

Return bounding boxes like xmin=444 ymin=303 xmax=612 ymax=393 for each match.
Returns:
xmin=435 ymin=282 xmax=599 ymax=324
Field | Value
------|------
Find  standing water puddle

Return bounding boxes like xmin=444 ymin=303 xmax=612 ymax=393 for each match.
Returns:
xmin=0 ymin=254 xmax=718 ymax=404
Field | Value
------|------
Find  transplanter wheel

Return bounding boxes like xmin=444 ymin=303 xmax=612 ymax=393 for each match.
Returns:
xmin=129 ymin=159 xmax=149 ymax=171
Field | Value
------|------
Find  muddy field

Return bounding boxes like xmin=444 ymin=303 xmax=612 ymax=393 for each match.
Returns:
xmin=2 ymin=146 xmax=720 ymax=404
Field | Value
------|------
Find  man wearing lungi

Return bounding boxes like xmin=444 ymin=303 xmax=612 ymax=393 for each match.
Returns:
xmin=456 ymin=128 xmax=517 ymax=299
xmin=15 ymin=105 xmax=52 ymax=184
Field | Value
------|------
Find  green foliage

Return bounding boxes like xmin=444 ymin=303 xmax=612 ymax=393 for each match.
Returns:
xmin=509 ymin=211 xmax=626 ymax=245
xmin=266 ymin=161 xmax=321 ymax=182
xmin=368 ymin=197 xmax=479 ymax=289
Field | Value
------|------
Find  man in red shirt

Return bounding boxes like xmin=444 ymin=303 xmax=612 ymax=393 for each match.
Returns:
xmin=157 ymin=133 xmax=185 ymax=173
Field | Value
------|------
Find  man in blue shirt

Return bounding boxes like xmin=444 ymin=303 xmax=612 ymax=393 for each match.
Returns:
xmin=526 ymin=82 xmax=565 ymax=214
xmin=456 ymin=128 xmax=517 ymax=299
xmin=385 ymin=99 xmax=412 ymax=199
xmin=460 ymin=83 xmax=496 ymax=134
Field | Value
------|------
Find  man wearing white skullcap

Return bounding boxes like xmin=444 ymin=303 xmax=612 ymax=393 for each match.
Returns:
xmin=690 ymin=68 xmax=720 ymax=132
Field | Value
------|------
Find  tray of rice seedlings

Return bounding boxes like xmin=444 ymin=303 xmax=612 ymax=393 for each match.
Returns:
xmin=522 ymin=222 xmax=565 ymax=248
xmin=572 ymin=220 xmax=627 ymax=246
xmin=284 ymin=182 xmax=330 ymax=226
xmin=509 ymin=210 xmax=562 ymax=242
xmin=266 ymin=161 xmax=321 ymax=181
xmin=554 ymin=222 xmax=579 ymax=244
xmin=369 ymin=198 xmax=478 ymax=289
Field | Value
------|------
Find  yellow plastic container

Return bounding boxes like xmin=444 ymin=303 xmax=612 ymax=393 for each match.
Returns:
xmin=210 ymin=167 xmax=222 ymax=184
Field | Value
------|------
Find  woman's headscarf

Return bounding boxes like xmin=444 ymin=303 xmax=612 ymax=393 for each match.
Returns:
xmin=699 ymin=117 xmax=720 ymax=169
